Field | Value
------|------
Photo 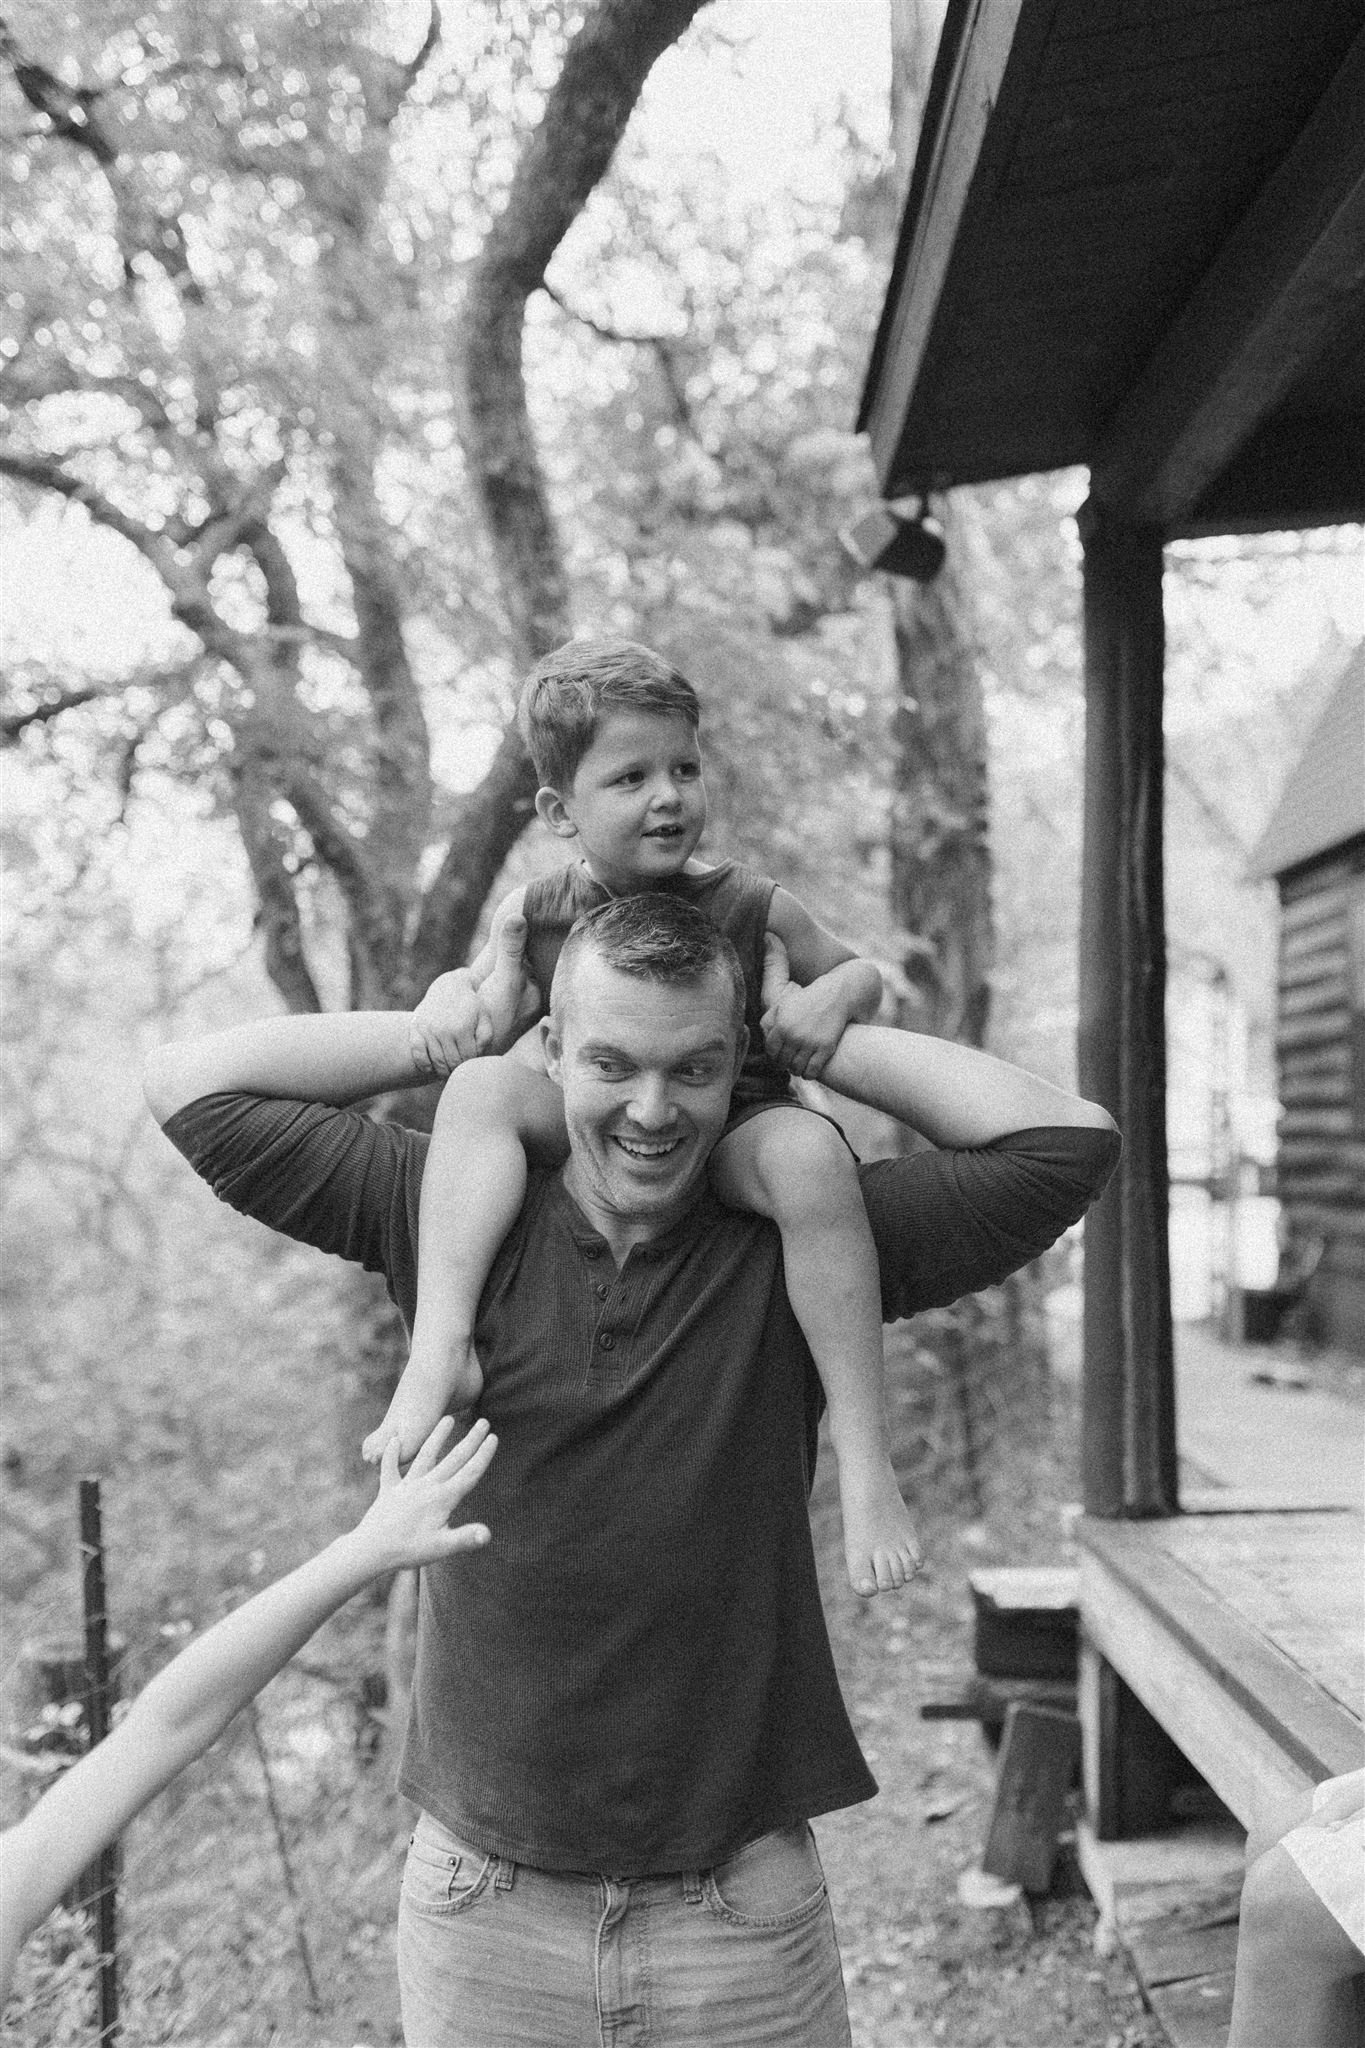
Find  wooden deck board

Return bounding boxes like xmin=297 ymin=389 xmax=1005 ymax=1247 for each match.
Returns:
xmin=1079 ymin=1509 xmax=1363 ymax=1829
xmin=1150 ymin=1513 xmax=1363 ymax=1713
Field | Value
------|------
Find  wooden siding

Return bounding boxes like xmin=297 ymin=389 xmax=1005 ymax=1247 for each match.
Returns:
xmin=1275 ymin=843 xmax=1365 ymax=1348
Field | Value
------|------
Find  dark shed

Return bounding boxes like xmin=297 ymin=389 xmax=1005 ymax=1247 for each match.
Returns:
xmin=1248 ymin=649 xmax=1365 ymax=1351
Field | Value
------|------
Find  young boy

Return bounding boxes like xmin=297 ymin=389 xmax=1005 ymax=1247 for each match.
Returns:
xmin=0 ymin=1416 xmax=497 ymax=2007
xmin=364 ymin=636 xmax=921 ymax=1599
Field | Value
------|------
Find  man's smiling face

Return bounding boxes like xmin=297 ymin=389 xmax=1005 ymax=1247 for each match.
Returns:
xmin=542 ymin=949 xmax=746 ymax=1250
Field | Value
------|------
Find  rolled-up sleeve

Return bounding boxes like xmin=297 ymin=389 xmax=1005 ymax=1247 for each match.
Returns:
xmin=859 ymin=1124 xmax=1121 ymax=1322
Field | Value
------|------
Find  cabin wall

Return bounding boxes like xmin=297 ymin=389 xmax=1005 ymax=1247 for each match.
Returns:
xmin=1275 ymin=836 xmax=1365 ymax=1353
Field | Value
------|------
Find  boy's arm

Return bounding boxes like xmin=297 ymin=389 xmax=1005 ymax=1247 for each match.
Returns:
xmin=143 ymin=914 xmax=539 ymax=1125
xmin=762 ymin=887 xmax=884 ymax=1078
xmin=0 ymin=1419 xmax=496 ymax=1998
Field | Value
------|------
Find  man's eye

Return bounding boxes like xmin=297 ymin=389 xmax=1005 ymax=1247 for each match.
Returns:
xmin=591 ymin=1058 xmax=628 ymax=1078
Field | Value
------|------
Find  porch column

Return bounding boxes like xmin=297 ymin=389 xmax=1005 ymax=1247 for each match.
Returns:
xmin=1077 ymin=501 xmax=1178 ymax=1517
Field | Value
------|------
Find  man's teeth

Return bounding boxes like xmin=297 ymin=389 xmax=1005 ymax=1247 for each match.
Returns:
xmin=616 ymin=1136 xmax=679 ymax=1157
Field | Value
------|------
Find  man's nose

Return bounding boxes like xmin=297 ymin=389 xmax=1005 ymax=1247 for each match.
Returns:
xmin=626 ymin=1073 xmax=677 ymax=1128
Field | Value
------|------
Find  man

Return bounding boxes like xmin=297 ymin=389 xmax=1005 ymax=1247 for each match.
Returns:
xmin=145 ymin=894 xmax=1119 ymax=2046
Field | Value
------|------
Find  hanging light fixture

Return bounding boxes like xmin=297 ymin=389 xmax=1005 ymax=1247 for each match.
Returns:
xmin=839 ymin=496 xmax=946 ymax=583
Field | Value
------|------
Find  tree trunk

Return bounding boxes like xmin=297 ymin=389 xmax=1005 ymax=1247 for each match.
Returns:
xmin=887 ymin=552 xmax=993 ymax=1047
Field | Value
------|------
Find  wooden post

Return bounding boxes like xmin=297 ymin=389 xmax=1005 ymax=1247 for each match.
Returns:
xmin=1077 ymin=502 xmax=1178 ymax=1518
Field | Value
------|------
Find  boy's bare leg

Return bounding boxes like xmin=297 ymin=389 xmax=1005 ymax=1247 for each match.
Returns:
xmin=361 ymin=1059 xmax=566 ymax=1464
xmin=711 ymin=1108 xmax=921 ymax=1597
xmin=1229 ymin=1842 xmax=1363 ymax=2047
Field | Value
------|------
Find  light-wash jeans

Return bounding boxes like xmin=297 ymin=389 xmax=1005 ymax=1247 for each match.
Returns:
xmin=397 ymin=1811 xmax=852 ymax=2047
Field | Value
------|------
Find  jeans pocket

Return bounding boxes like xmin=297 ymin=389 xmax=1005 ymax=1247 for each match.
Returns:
xmin=401 ymin=1812 xmax=497 ymax=1919
xmin=702 ymin=1824 xmax=829 ymax=1929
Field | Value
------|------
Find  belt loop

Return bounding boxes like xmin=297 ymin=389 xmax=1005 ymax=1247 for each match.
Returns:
xmin=493 ymin=1856 xmax=516 ymax=1892
xmin=682 ymin=1870 xmax=703 ymax=1903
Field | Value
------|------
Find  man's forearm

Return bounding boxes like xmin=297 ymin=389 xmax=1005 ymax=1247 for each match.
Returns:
xmin=143 ymin=1011 xmax=432 ymax=1126
xmin=822 ymin=1024 xmax=1116 ymax=1148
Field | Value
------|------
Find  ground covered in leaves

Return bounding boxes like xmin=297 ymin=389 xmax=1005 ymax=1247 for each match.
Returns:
xmin=810 ymin=1369 xmax=1167 ymax=2048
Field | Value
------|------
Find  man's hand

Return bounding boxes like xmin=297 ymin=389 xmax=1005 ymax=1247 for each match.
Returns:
xmin=409 ymin=969 xmax=489 ymax=1077
xmin=409 ymin=918 xmax=541 ymax=1078
xmin=759 ymin=935 xmax=860 ymax=1080
xmin=349 ymin=1417 xmax=497 ymax=1573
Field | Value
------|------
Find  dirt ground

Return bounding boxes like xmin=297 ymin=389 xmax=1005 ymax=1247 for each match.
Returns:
xmin=810 ymin=1391 xmax=1169 ymax=2048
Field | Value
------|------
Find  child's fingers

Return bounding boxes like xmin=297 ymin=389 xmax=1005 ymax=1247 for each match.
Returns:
xmin=429 ymin=1416 xmax=493 ymax=1481
xmin=433 ymin=1429 xmax=498 ymax=1503
xmin=433 ymin=1523 xmax=492 ymax=1557
xmin=404 ymin=1414 xmax=457 ymax=1479
xmin=378 ymin=1436 xmax=403 ymax=1491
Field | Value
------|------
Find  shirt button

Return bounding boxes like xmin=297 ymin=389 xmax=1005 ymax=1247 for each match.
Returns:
xmin=599 ymin=1333 xmax=615 ymax=1351
xmin=584 ymin=1245 xmax=602 ymax=1259
xmin=595 ymin=1283 xmax=609 ymax=1298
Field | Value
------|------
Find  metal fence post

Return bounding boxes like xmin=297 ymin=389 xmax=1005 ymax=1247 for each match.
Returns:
xmin=79 ymin=1478 xmax=119 ymax=2046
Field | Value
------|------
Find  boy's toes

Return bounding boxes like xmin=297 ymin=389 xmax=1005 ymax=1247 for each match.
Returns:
xmin=361 ymin=1429 xmax=388 ymax=1464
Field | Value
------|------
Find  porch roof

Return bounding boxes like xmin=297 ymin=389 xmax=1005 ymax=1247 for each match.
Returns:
xmin=857 ymin=0 xmax=1365 ymax=537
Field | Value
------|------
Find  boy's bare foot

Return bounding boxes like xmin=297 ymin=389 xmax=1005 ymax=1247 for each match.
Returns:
xmin=361 ymin=1342 xmax=484 ymax=1465
xmin=838 ymin=1456 xmax=922 ymax=1597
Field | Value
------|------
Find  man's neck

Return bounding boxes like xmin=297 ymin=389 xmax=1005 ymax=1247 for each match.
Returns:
xmin=557 ymin=1162 xmax=696 ymax=1268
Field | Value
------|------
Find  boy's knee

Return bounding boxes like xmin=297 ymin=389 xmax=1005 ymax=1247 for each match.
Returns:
xmin=437 ymin=1054 xmax=526 ymax=1123
xmin=748 ymin=1111 xmax=856 ymax=1206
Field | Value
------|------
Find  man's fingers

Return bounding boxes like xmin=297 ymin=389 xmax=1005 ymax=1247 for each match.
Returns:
xmin=495 ymin=913 xmax=527 ymax=962
xmin=378 ymin=1436 xmax=402 ymax=1491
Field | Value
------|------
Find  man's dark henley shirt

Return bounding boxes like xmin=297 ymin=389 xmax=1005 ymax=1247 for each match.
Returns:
xmin=165 ymin=1091 xmax=1119 ymax=1874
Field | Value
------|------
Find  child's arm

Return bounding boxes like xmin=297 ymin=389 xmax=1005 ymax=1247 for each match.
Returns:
xmin=0 ymin=1418 xmax=496 ymax=2000
xmin=761 ymin=887 xmax=885 ymax=1080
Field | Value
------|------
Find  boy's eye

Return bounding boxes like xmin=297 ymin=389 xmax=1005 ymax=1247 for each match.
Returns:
xmin=675 ymin=762 xmax=701 ymax=780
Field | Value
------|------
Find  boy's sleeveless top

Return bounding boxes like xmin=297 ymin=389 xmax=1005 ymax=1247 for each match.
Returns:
xmin=523 ymin=860 xmax=791 ymax=1107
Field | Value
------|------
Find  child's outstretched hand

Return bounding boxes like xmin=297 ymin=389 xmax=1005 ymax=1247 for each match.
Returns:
xmin=349 ymin=1417 xmax=497 ymax=1574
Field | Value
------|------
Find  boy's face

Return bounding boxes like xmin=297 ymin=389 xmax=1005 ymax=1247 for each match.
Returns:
xmin=535 ymin=710 xmax=707 ymax=893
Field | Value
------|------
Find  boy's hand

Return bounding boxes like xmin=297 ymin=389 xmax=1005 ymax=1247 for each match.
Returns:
xmin=760 ymin=940 xmax=858 ymax=1079
xmin=477 ymin=915 xmax=542 ymax=1051
xmin=410 ymin=970 xmax=490 ymax=1077
xmin=352 ymin=1417 xmax=497 ymax=1573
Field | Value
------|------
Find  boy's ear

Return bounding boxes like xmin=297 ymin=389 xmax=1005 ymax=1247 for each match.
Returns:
xmin=535 ymin=786 xmax=578 ymax=840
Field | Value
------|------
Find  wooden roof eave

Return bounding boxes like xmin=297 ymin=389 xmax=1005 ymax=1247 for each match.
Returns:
xmin=856 ymin=0 xmax=1055 ymax=490
xmin=1090 ymin=22 xmax=1365 ymax=532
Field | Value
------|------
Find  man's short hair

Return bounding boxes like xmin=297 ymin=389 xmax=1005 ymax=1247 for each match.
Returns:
xmin=517 ymin=638 xmax=701 ymax=792
xmin=550 ymin=894 xmax=746 ymax=1047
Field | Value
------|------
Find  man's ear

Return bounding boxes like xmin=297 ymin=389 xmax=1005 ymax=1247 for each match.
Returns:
xmin=535 ymin=785 xmax=578 ymax=841
xmin=540 ymin=1014 xmax=563 ymax=1083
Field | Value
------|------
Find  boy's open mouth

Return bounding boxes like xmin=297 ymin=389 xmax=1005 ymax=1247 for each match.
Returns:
xmin=643 ymin=824 xmax=685 ymax=837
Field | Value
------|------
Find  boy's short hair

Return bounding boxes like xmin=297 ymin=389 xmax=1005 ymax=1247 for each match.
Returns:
xmin=517 ymin=638 xmax=701 ymax=792
xmin=551 ymin=893 xmax=746 ymax=1047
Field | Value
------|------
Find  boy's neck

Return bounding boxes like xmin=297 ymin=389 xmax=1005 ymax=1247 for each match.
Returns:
xmin=579 ymin=853 xmax=712 ymax=895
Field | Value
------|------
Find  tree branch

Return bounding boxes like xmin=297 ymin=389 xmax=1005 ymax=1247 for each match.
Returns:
xmin=1 ymin=686 xmax=101 ymax=741
xmin=455 ymin=0 xmax=712 ymax=668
